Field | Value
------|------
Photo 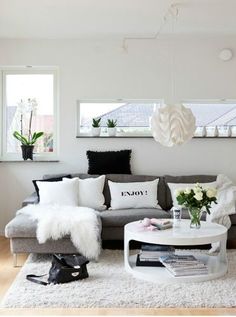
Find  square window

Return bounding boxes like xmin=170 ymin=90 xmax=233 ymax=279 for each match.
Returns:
xmin=77 ymin=101 xmax=162 ymax=137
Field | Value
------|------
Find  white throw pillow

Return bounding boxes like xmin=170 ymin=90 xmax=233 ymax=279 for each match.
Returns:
xmin=108 ymin=179 xmax=159 ymax=210
xmin=63 ymin=175 xmax=106 ymax=210
xmin=37 ymin=178 xmax=79 ymax=206
xmin=168 ymin=181 xmax=217 ymax=207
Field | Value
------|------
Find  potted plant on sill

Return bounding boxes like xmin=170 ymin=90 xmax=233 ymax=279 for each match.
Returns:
xmin=91 ymin=118 xmax=101 ymax=136
xmin=13 ymin=98 xmax=44 ymax=160
xmin=107 ymin=119 xmax=117 ymax=136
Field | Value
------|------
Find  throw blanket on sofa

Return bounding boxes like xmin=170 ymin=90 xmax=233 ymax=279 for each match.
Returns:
xmin=17 ymin=204 xmax=101 ymax=260
xmin=207 ymin=174 xmax=236 ymax=252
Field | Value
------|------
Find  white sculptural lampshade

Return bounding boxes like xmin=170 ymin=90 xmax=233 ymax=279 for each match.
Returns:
xmin=150 ymin=104 xmax=196 ymax=147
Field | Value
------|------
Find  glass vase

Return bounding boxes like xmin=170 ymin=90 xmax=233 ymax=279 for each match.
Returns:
xmin=188 ymin=207 xmax=203 ymax=229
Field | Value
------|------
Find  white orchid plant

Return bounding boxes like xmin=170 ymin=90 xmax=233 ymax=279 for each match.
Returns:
xmin=175 ymin=183 xmax=217 ymax=214
xmin=13 ymin=98 xmax=44 ymax=146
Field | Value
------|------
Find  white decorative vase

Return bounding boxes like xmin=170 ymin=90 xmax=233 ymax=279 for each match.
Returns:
xmin=217 ymin=125 xmax=231 ymax=137
xmin=231 ymin=126 xmax=236 ymax=137
xmin=194 ymin=126 xmax=206 ymax=137
xmin=91 ymin=127 xmax=101 ymax=137
xmin=108 ymin=127 xmax=117 ymax=137
xmin=206 ymin=126 xmax=217 ymax=137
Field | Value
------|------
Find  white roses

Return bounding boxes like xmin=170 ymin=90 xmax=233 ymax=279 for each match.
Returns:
xmin=175 ymin=183 xmax=217 ymax=215
xmin=184 ymin=187 xmax=191 ymax=194
xmin=194 ymin=192 xmax=203 ymax=201
xmin=193 ymin=183 xmax=204 ymax=200
xmin=175 ymin=185 xmax=218 ymax=202
xmin=206 ymin=188 xmax=217 ymax=198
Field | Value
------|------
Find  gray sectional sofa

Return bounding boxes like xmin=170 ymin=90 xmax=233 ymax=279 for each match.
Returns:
xmin=5 ymin=173 xmax=236 ymax=263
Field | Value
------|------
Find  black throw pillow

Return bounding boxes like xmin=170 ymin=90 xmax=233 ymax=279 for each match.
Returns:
xmin=86 ymin=150 xmax=132 ymax=175
xmin=32 ymin=175 xmax=72 ymax=199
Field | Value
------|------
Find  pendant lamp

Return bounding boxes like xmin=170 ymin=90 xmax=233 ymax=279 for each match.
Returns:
xmin=150 ymin=4 xmax=196 ymax=147
xmin=150 ymin=104 xmax=196 ymax=147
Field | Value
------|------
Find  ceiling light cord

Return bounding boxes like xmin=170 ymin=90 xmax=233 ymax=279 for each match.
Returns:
xmin=122 ymin=2 xmax=179 ymax=52
xmin=170 ymin=6 xmax=178 ymax=105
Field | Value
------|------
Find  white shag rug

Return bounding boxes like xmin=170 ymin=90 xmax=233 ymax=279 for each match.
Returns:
xmin=1 ymin=249 xmax=236 ymax=308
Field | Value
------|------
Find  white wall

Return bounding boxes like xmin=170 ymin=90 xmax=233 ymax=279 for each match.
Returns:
xmin=1 ymin=36 xmax=236 ymax=233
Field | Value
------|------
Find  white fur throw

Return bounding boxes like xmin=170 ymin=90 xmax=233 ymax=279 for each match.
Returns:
xmin=207 ymin=174 xmax=236 ymax=252
xmin=207 ymin=174 xmax=236 ymax=228
xmin=17 ymin=204 xmax=101 ymax=260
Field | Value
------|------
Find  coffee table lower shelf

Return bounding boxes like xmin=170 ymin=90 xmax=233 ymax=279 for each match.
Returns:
xmin=126 ymin=253 xmax=228 ymax=283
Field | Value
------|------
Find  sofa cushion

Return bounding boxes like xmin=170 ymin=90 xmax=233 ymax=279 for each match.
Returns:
xmin=104 ymin=174 xmax=166 ymax=210
xmin=108 ymin=179 xmax=159 ymax=210
xmin=86 ymin=150 xmax=132 ymax=175
xmin=63 ymin=175 xmax=106 ymax=210
xmin=100 ymin=208 xmax=170 ymax=227
xmin=37 ymin=179 xmax=80 ymax=206
xmin=33 ymin=174 xmax=72 ymax=198
xmin=5 ymin=214 xmax=37 ymax=238
xmin=164 ymin=175 xmax=217 ymax=210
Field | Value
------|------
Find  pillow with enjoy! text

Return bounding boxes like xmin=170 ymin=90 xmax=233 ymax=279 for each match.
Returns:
xmin=108 ymin=179 xmax=159 ymax=210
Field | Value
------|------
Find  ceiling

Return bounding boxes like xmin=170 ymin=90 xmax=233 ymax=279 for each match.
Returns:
xmin=0 ymin=0 xmax=236 ymax=39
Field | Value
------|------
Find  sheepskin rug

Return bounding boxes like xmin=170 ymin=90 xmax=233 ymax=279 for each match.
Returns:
xmin=17 ymin=204 xmax=101 ymax=260
xmin=1 ymin=250 xmax=236 ymax=308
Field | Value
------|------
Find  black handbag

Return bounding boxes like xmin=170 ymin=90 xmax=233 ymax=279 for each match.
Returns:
xmin=26 ymin=254 xmax=89 ymax=285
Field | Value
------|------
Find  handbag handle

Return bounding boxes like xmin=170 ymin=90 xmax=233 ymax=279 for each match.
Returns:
xmin=26 ymin=274 xmax=49 ymax=286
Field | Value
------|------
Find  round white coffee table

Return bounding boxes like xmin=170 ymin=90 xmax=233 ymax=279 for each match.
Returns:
xmin=124 ymin=220 xmax=228 ymax=283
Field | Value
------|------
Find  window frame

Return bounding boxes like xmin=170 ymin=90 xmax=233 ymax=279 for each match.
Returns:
xmin=0 ymin=67 xmax=59 ymax=161
xmin=76 ymin=99 xmax=163 ymax=137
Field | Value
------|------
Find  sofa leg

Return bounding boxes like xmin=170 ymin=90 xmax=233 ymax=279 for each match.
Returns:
xmin=13 ymin=253 xmax=17 ymax=267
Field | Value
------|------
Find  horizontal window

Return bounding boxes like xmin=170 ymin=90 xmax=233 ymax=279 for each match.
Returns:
xmin=77 ymin=100 xmax=161 ymax=137
xmin=78 ymin=100 xmax=236 ymax=138
xmin=184 ymin=101 xmax=236 ymax=137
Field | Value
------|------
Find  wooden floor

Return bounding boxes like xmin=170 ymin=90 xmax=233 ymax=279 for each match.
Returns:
xmin=0 ymin=236 xmax=236 ymax=316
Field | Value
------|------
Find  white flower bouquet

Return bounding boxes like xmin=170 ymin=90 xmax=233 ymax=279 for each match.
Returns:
xmin=175 ymin=183 xmax=217 ymax=228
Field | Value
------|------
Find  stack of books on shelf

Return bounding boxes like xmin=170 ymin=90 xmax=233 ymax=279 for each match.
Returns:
xmin=136 ymin=243 xmax=175 ymax=267
xmin=159 ymin=254 xmax=208 ymax=277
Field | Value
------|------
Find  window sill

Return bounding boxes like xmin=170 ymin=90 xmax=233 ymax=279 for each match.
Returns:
xmin=0 ymin=160 xmax=59 ymax=163
xmin=76 ymin=135 xmax=236 ymax=139
xmin=77 ymin=135 xmax=152 ymax=138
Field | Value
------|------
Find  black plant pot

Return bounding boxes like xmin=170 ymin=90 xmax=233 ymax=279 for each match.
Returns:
xmin=21 ymin=145 xmax=34 ymax=160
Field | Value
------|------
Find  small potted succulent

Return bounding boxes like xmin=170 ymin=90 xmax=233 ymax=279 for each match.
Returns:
xmin=13 ymin=98 xmax=44 ymax=160
xmin=107 ymin=119 xmax=117 ymax=136
xmin=91 ymin=118 xmax=101 ymax=136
